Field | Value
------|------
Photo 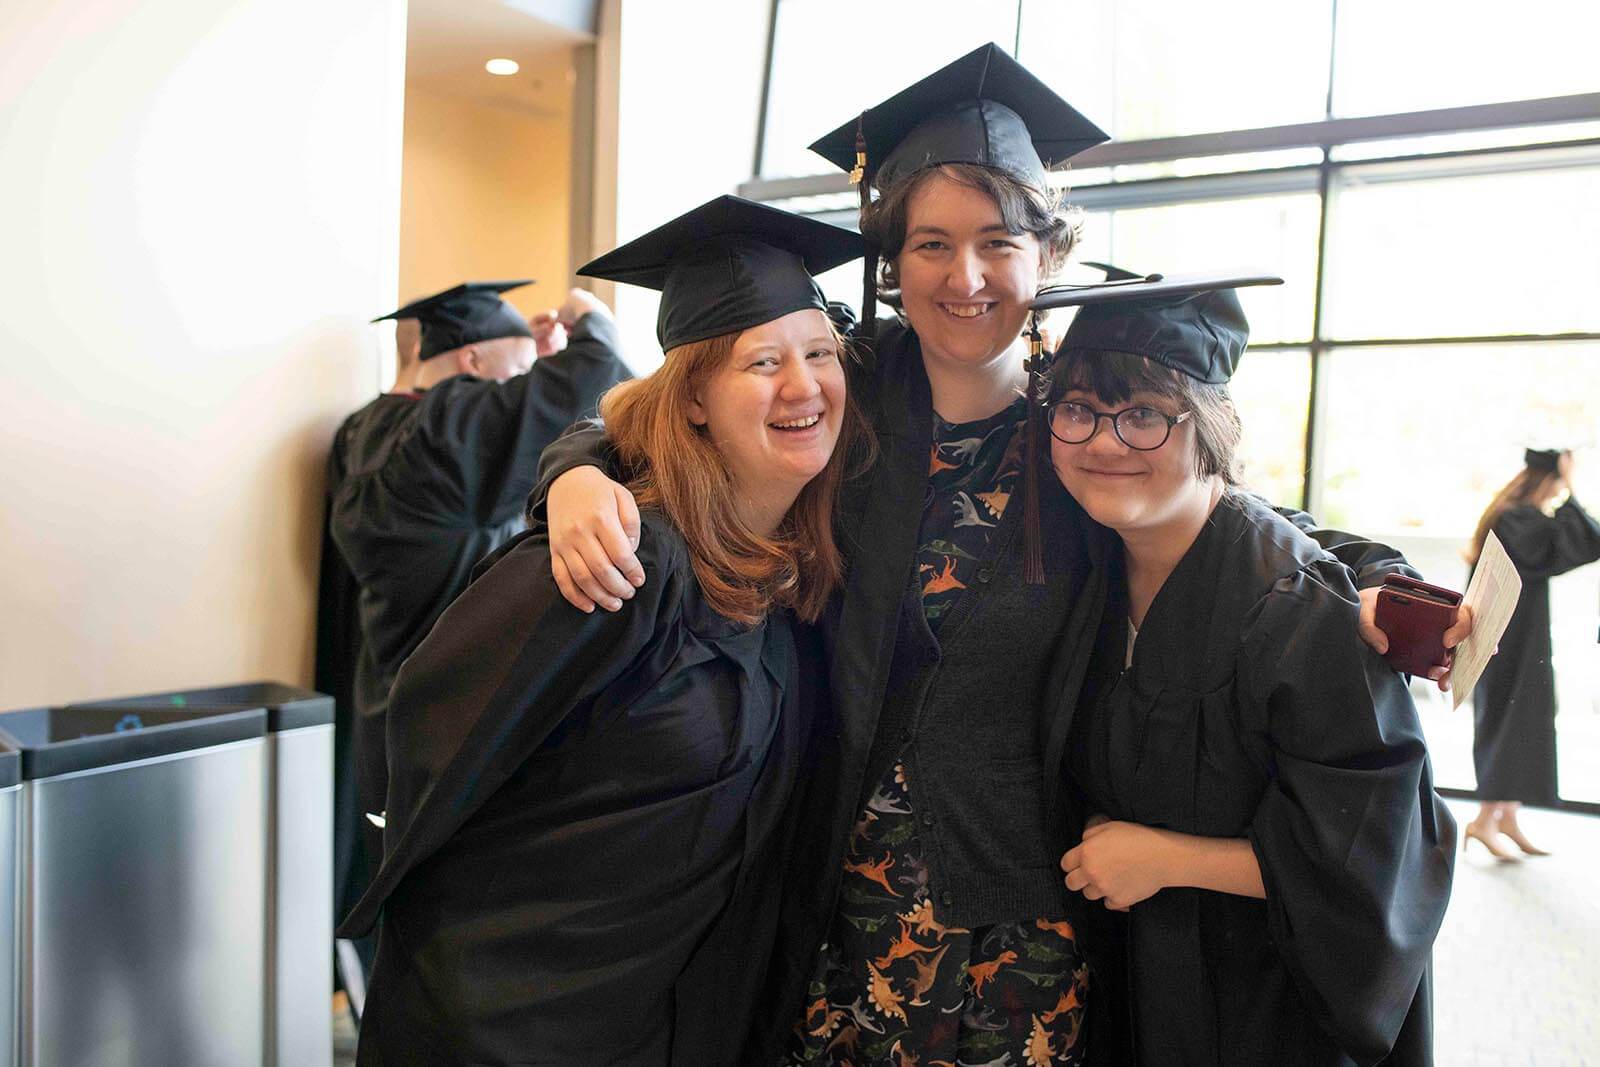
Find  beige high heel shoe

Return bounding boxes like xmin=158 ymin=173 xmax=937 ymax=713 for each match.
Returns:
xmin=1463 ymin=822 xmax=1521 ymax=862
xmin=1497 ymin=822 xmax=1551 ymax=857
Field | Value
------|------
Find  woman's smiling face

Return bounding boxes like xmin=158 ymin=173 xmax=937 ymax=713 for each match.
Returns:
xmin=1049 ymin=387 xmax=1206 ymax=535
xmin=892 ymin=171 xmax=1043 ymax=376
xmin=689 ymin=308 xmax=846 ymax=498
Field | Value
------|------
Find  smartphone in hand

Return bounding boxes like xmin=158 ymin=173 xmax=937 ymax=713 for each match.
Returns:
xmin=1374 ymin=575 xmax=1463 ymax=677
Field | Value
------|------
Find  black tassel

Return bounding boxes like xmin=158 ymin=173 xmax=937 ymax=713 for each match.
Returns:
xmin=1022 ymin=311 xmax=1046 ymax=584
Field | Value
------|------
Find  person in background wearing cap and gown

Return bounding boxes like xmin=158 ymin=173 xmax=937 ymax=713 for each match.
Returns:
xmin=529 ymin=47 xmax=1461 ymax=1065
xmin=316 ymin=306 xmax=421 ymax=996
xmin=1039 ymin=271 xmax=1453 ymax=1066
xmin=337 ymin=198 xmax=867 ymax=1066
xmin=315 ymin=281 xmax=628 ymax=993
xmin=1462 ymin=447 xmax=1600 ymax=859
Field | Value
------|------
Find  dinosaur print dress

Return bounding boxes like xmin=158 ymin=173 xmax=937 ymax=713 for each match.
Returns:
xmin=786 ymin=400 xmax=1089 ymax=1067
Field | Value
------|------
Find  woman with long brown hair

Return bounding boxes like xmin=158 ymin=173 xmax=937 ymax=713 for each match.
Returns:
xmin=1464 ymin=448 xmax=1600 ymax=858
xmin=337 ymin=197 xmax=867 ymax=1066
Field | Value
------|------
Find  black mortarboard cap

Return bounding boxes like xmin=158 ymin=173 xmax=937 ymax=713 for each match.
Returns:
xmin=1035 ymin=269 xmax=1284 ymax=384
xmin=1524 ymin=448 xmax=1565 ymax=472
xmin=809 ymin=43 xmax=1107 ymax=191
xmin=372 ymin=280 xmax=535 ymax=360
xmin=578 ymin=195 xmax=864 ymax=352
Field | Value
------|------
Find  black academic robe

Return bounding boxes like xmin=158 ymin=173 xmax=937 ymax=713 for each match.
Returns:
xmin=317 ymin=312 xmax=629 ymax=932
xmin=338 ymin=512 xmax=810 ymax=1066
xmin=1472 ymin=496 xmax=1600 ymax=805
xmin=1070 ymin=494 xmax=1456 ymax=1067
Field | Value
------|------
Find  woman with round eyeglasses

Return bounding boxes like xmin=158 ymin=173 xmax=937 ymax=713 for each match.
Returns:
xmin=1037 ymin=273 xmax=1454 ymax=1067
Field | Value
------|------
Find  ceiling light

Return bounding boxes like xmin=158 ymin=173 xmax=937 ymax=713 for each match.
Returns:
xmin=485 ymin=58 xmax=520 ymax=76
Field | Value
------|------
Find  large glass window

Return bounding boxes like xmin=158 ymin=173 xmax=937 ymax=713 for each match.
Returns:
xmin=1017 ymin=0 xmax=1334 ymax=140
xmin=1332 ymin=0 xmax=1600 ymax=117
xmin=1319 ymin=342 xmax=1600 ymax=534
xmin=1074 ymin=195 xmax=1321 ymax=344
xmin=1322 ymin=149 xmax=1600 ymax=341
xmin=1229 ymin=349 xmax=1311 ymax=510
xmin=758 ymin=1 xmax=1018 ymax=179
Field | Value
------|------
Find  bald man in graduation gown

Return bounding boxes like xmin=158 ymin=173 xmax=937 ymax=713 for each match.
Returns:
xmin=317 ymin=282 xmax=630 ymax=976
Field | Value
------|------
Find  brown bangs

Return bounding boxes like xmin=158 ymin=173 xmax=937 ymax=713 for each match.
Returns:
xmin=1049 ymin=348 xmax=1191 ymax=407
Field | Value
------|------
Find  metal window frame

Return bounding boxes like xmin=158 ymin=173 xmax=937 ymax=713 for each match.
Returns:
xmin=740 ymin=94 xmax=1600 ymax=201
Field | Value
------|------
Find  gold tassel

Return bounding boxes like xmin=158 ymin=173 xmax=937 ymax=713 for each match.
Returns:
xmin=849 ymin=118 xmax=867 ymax=186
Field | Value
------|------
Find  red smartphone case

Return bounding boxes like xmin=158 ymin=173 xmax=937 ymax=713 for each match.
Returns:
xmin=1373 ymin=576 xmax=1462 ymax=677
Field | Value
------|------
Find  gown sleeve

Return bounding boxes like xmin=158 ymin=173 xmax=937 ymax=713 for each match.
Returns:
xmin=407 ymin=311 xmax=631 ymax=527
xmin=337 ymin=519 xmax=682 ymax=938
xmin=1239 ymin=559 xmax=1455 ymax=1064
xmin=1266 ymin=499 xmax=1421 ymax=588
xmin=1494 ymin=496 xmax=1600 ymax=579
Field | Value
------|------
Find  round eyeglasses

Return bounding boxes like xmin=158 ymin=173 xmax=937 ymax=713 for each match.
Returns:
xmin=1047 ymin=401 xmax=1192 ymax=451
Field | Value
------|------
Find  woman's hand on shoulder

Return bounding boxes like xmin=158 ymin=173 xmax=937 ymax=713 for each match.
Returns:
xmin=548 ymin=466 xmax=646 ymax=613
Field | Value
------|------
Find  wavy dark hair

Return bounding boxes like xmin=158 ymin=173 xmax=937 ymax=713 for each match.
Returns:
xmin=861 ymin=162 xmax=1081 ymax=309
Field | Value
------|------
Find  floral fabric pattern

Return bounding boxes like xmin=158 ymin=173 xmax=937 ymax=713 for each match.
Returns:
xmin=784 ymin=762 xmax=1089 ymax=1066
xmin=917 ymin=398 xmax=1026 ymax=631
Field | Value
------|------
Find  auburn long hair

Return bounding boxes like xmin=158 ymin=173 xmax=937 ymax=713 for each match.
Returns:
xmin=599 ymin=324 xmax=867 ymax=626
xmin=1466 ymin=463 xmax=1562 ymax=565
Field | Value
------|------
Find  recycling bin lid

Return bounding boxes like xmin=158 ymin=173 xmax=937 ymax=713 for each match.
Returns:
xmin=0 ymin=705 xmax=268 ymax=780
xmin=72 ymin=681 xmax=333 ymax=732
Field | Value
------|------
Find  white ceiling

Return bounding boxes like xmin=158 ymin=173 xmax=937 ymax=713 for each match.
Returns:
xmin=406 ymin=0 xmax=589 ymax=116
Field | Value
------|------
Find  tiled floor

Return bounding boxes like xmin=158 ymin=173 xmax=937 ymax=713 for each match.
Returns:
xmin=1435 ymin=799 xmax=1600 ymax=1066
xmin=331 ymin=799 xmax=1600 ymax=1065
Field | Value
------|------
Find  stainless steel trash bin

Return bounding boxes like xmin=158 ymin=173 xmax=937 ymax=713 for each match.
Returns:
xmin=84 ymin=684 xmax=333 ymax=1067
xmin=0 ymin=742 xmax=20 ymax=1067
xmin=0 ymin=705 xmax=268 ymax=1067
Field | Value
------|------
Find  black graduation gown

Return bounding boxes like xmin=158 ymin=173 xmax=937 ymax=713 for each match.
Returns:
xmin=317 ymin=313 xmax=629 ymax=929
xmin=1471 ymin=496 xmax=1600 ymax=804
xmin=1070 ymin=495 xmax=1456 ymax=1067
xmin=338 ymin=512 xmax=809 ymax=1066
xmin=528 ymin=318 xmax=1422 ymax=1063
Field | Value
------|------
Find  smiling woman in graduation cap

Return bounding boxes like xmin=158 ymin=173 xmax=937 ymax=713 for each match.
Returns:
xmin=530 ymin=46 xmax=1428 ymax=1066
xmin=1039 ymin=271 xmax=1456 ymax=1066
xmin=337 ymin=196 xmax=867 ymax=1066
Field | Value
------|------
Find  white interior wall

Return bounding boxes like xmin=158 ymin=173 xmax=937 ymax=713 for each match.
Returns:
xmin=0 ymin=0 xmax=408 ymax=708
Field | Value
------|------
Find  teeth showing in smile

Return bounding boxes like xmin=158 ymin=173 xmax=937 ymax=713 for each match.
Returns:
xmin=940 ymin=302 xmax=992 ymax=318
xmin=771 ymin=414 xmax=820 ymax=430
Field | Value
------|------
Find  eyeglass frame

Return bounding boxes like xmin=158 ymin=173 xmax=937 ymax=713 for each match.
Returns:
xmin=1045 ymin=399 xmax=1193 ymax=451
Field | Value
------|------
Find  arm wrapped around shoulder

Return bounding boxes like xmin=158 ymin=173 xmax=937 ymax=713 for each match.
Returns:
xmin=1240 ymin=559 xmax=1456 ymax=1064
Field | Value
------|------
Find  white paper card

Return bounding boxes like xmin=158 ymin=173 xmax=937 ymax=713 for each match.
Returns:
xmin=1452 ymin=531 xmax=1523 ymax=709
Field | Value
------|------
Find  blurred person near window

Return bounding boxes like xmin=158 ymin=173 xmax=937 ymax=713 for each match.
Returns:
xmin=1464 ymin=448 xmax=1600 ymax=858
